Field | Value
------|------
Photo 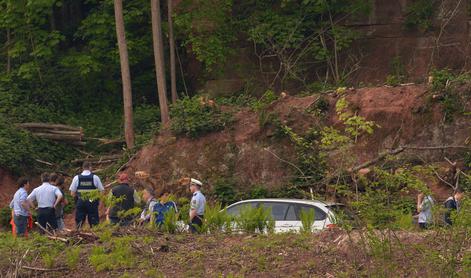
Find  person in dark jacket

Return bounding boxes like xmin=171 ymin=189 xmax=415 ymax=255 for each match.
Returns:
xmin=444 ymin=188 xmax=465 ymax=226
xmin=106 ymin=173 xmax=140 ymax=226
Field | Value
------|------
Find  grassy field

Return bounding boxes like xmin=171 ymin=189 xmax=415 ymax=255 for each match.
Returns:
xmin=1 ymin=226 xmax=470 ymax=277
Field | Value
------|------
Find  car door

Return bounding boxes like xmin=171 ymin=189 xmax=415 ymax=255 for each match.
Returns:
xmin=259 ymin=202 xmax=292 ymax=233
xmin=285 ymin=203 xmax=328 ymax=232
xmin=226 ymin=201 xmax=259 ymax=232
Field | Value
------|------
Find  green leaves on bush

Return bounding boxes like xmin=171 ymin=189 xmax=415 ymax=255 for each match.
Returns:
xmin=170 ymin=96 xmax=233 ymax=138
xmin=235 ymin=205 xmax=274 ymax=234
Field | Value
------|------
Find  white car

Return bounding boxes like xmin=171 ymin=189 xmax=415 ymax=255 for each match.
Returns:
xmin=226 ymin=199 xmax=350 ymax=233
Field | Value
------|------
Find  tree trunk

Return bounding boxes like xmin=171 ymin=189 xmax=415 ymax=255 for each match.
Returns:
xmin=151 ymin=0 xmax=170 ymax=124
xmin=114 ymin=0 xmax=135 ymax=149
xmin=6 ymin=29 xmax=11 ymax=74
xmin=167 ymin=0 xmax=177 ymax=103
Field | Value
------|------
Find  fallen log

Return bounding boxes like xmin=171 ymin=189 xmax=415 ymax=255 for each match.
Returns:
xmin=17 ymin=123 xmax=82 ymax=132
xmin=30 ymin=133 xmax=82 ymax=141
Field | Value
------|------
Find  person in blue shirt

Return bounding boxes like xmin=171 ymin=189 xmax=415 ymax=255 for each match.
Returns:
xmin=69 ymin=162 xmax=105 ymax=229
xmin=188 ymin=178 xmax=205 ymax=233
xmin=9 ymin=177 xmax=31 ymax=236
xmin=153 ymin=189 xmax=178 ymax=226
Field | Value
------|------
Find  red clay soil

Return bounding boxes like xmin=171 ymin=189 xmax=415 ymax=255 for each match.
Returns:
xmin=0 ymin=168 xmax=17 ymax=208
xmin=125 ymin=84 xmax=469 ymax=200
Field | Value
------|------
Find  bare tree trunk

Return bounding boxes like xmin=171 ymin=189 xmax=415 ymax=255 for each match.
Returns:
xmin=6 ymin=29 xmax=11 ymax=74
xmin=167 ymin=0 xmax=177 ymax=103
xmin=151 ymin=0 xmax=170 ymax=124
xmin=114 ymin=0 xmax=135 ymax=149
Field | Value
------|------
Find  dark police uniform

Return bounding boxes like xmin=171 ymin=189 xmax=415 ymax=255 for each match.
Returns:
xmin=69 ymin=170 xmax=104 ymax=228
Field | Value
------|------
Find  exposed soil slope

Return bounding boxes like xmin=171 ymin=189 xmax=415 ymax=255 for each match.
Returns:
xmin=126 ymin=84 xmax=470 ymax=198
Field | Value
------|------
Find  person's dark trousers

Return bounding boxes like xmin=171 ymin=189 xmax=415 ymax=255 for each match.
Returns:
xmin=189 ymin=215 xmax=204 ymax=233
xmin=37 ymin=208 xmax=57 ymax=232
xmin=75 ymin=199 xmax=100 ymax=229
xmin=14 ymin=215 xmax=28 ymax=236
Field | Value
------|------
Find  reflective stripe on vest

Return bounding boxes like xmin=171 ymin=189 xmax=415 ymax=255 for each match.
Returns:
xmin=77 ymin=174 xmax=96 ymax=193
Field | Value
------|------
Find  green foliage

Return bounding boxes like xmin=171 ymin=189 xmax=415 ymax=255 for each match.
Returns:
xmin=235 ymin=205 xmax=274 ymax=234
xmin=201 ymin=203 xmax=233 ymax=234
xmin=89 ymin=237 xmax=136 ymax=272
xmin=251 ymin=90 xmax=278 ymax=112
xmin=170 ymin=96 xmax=233 ymax=138
xmin=174 ymin=0 xmax=235 ymax=71
xmin=213 ymin=179 xmax=237 ymax=206
xmin=243 ymin=0 xmax=370 ymax=86
xmin=405 ymin=0 xmax=437 ymax=32
xmin=161 ymin=208 xmax=179 ymax=234
xmin=429 ymin=69 xmax=468 ymax=122
xmin=352 ymin=168 xmax=425 ymax=229
xmin=336 ymin=96 xmax=377 ymax=141
xmin=299 ymin=208 xmax=315 ymax=233
xmin=430 ymin=68 xmax=454 ymax=92
xmin=65 ymin=246 xmax=81 ymax=269
xmin=0 ymin=207 xmax=11 ymax=228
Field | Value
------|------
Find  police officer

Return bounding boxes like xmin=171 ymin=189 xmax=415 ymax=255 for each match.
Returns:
xmin=188 ymin=178 xmax=206 ymax=233
xmin=69 ymin=161 xmax=104 ymax=229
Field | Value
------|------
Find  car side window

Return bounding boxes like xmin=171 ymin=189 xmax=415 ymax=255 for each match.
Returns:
xmin=260 ymin=202 xmax=290 ymax=221
xmin=294 ymin=204 xmax=327 ymax=221
xmin=226 ymin=202 xmax=257 ymax=216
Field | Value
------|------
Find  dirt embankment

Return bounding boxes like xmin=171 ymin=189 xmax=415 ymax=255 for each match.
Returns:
xmin=0 ymin=168 xmax=17 ymax=207
xmin=126 ymin=84 xmax=470 ymax=198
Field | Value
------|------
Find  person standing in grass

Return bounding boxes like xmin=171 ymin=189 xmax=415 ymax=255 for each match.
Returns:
xmin=188 ymin=178 xmax=205 ymax=233
xmin=9 ymin=177 xmax=31 ymax=236
xmin=50 ymin=173 xmax=68 ymax=231
xmin=417 ymin=192 xmax=434 ymax=229
xmin=27 ymin=173 xmax=63 ymax=232
xmin=69 ymin=162 xmax=104 ymax=229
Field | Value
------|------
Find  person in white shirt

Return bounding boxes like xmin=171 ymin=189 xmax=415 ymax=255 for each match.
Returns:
xmin=27 ymin=173 xmax=63 ymax=232
xmin=69 ymin=162 xmax=104 ymax=229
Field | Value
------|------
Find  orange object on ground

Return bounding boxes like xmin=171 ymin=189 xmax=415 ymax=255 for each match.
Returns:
xmin=10 ymin=215 xmax=34 ymax=237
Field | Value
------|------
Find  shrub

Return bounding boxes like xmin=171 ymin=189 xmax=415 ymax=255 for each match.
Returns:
xmin=170 ymin=96 xmax=233 ymax=138
xmin=405 ymin=0 xmax=437 ymax=32
xmin=251 ymin=90 xmax=278 ymax=112
xmin=201 ymin=203 xmax=233 ymax=234
xmin=0 ymin=207 xmax=11 ymax=228
xmin=89 ymin=237 xmax=136 ymax=272
xmin=161 ymin=208 xmax=180 ymax=234
xmin=66 ymin=246 xmax=81 ymax=269
xmin=235 ymin=205 xmax=274 ymax=233
xmin=213 ymin=179 xmax=237 ymax=206
xmin=299 ymin=208 xmax=315 ymax=233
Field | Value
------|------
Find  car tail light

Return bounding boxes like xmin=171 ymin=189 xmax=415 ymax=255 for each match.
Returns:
xmin=327 ymin=224 xmax=337 ymax=229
